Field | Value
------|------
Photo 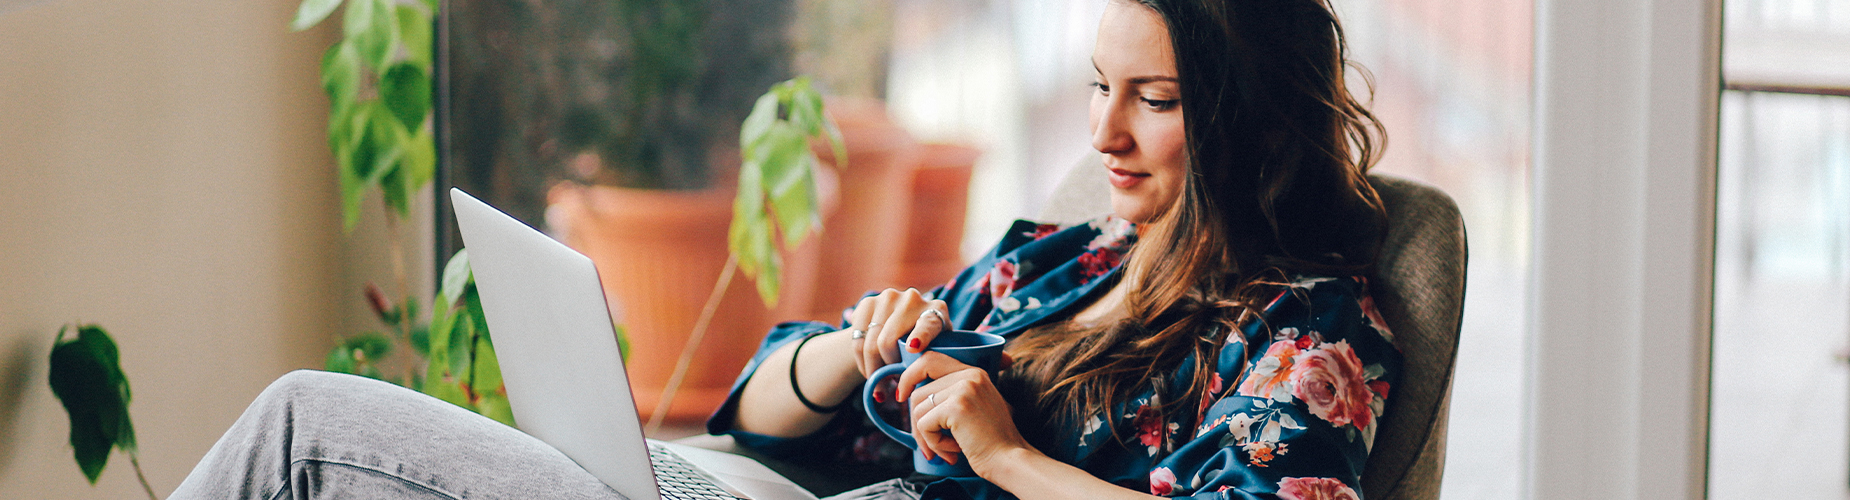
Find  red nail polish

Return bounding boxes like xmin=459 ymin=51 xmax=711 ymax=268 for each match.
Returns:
xmin=873 ymin=391 xmax=885 ymax=403
xmin=908 ymin=338 xmax=922 ymax=350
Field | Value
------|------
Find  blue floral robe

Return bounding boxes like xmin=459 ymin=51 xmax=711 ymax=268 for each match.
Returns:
xmin=707 ymin=217 xmax=1401 ymax=500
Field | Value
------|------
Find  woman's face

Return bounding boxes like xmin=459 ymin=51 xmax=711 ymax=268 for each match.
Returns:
xmin=1091 ymin=0 xmax=1188 ymax=225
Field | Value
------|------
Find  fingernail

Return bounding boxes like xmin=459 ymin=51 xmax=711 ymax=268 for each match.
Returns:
xmin=874 ymin=390 xmax=885 ymax=403
xmin=908 ymin=338 xmax=922 ymax=351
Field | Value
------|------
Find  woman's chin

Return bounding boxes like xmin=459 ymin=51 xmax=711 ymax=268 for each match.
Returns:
xmin=1109 ymin=198 xmax=1155 ymax=225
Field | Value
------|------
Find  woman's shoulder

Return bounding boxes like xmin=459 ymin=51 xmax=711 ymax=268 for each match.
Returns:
xmin=986 ymin=215 xmax=1136 ymax=257
xmin=1256 ymin=274 xmax=1397 ymax=346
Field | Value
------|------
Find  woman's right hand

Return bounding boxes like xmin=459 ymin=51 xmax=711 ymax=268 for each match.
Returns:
xmin=847 ymin=288 xmax=951 ymax=378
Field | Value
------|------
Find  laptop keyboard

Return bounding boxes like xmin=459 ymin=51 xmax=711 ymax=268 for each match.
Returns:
xmin=649 ymin=443 xmax=749 ymax=500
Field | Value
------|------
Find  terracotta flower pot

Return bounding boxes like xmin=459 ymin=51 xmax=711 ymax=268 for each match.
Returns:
xmin=895 ymin=143 xmax=980 ymax=291
xmin=805 ymin=97 xmax=922 ymax=320
xmin=547 ymin=182 xmax=826 ymax=424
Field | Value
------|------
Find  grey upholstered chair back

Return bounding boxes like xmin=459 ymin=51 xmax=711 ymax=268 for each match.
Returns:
xmin=1039 ymin=162 xmax=1468 ymax=500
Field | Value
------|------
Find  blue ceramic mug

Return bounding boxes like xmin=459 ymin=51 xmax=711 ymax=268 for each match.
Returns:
xmin=860 ymin=330 xmax=1007 ymax=477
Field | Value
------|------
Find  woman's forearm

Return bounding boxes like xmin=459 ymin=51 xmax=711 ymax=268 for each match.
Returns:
xmin=732 ymin=329 xmax=865 ymax=437
xmin=985 ymin=447 xmax=1163 ymax=500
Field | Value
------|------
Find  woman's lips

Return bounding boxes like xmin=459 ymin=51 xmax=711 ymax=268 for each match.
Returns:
xmin=1107 ymin=167 xmax=1150 ymax=189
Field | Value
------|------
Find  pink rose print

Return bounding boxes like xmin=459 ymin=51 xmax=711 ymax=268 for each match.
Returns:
xmin=1276 ymin=477 xmax=1360 ymax=500
xmin=1237 ymin=340 xmax=1301 ymax=400
xmin=1367 ymin=380 xmax=1391 ymax=400
xmin=1357 ymin=294 xmax=1395 ymax=340
xmin=1135 ymin=405 xmax=1165 ymax=448
xmin=1198 ymin=372 xmax=1226 ymax=417
xmin=1028 ymin=223 xmax=1061 ymax=240
xmin=988 ymin=260 xmax=1017 ymax=300
xmin=1077 ymin=247 xmax=1122 ymax=280
xmin=1149 ymin=467 xmax=1177 ymax=496
xmin=1289 ymin=341 xmax=1376 ymax=429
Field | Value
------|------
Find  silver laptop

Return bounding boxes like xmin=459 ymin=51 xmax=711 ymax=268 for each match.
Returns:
xmin=451 ymin=188 xmax=817 ymax=500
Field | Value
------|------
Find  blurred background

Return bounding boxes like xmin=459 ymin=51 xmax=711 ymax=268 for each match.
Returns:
xmin=1 ymin=0 xmax=1843 ymax=498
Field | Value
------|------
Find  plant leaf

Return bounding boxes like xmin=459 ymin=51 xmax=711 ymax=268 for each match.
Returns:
xmin=439 ymin=250 xmax=472 ymax=302
xmin=343 ymin=0 xmax=398 ymax=70
xmin=395 ymin=4 xmax=432 ymax=68
xmin=320 ymin=41 xmax=361 ymax=120
xmin=289 ymin=0 xmax=345 ymax=32
xmin=47 ymin=324 xmax=136 ymax=484
xmin=739 ymin=91 xmax=780 ymax=151
xmin=399 ymin=127 xmax=436 ymax=195
xmin=613 ymin=324 xmax=632 ymax=363
xmin=422 ymin=293 xmax=454 ymax=391
xmin=379 ymin=63 xmax=430 ymax=131
xmin=790 ymin=80 xmax=825 ymax=137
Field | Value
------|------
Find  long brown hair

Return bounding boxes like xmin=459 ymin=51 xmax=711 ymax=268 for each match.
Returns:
xmin=1001 ymin=0 xmax=1388 ymax=451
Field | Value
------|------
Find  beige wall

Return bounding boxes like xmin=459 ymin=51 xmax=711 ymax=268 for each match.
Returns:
xmin=0 ymin=0 xmax=426 ymax=497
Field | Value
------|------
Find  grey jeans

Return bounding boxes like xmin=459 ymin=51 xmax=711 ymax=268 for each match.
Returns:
xmin=170 ymin=370 xmax=623 ymax=499
xmin=169 ymin=370 xmax=920 ymax=500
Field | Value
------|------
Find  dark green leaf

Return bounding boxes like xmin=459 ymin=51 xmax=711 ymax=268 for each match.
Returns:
xmin=47 ymin=324 xmax=136 ymax=484
xmin=463 ymin=287 xmax=489 ymax=349
xmin=290 ymin=0 xmax=344 ymax=31
xmin=447 ymin=313 xmax=474 ymax=386
xmin=341 ymin=332 xmax=393 ymax=362
xmin=409 ymin=324 xmax=429 ymax=356
xmin=325 ymin=343 xmax=357 ymax=374
xmin=378 ymin=63 xmax=430 ymax=131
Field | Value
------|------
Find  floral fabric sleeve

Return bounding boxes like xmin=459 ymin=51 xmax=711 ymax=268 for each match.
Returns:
xmin=1147 ymin=276 xmax=1401 ymax=500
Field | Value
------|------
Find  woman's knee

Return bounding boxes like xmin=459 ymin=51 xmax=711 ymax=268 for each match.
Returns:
xmin=254 ymin=369 xmax=383 ymax=412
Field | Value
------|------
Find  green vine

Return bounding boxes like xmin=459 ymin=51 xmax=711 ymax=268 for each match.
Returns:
xmin=291 ymin=0 xmax=437 ymax=230
xmin=730 ymin=76 xmax=845 ymax=306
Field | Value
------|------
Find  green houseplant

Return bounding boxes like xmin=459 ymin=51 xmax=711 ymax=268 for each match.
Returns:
xmin=291 ymin=0 xmax=521 ymax=425
xmin=47 ymin=324 xmax=159 ymax=500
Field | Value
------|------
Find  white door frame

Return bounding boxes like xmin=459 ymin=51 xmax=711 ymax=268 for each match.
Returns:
xmin=1527 ymin=0 xmax=1722 ymax=497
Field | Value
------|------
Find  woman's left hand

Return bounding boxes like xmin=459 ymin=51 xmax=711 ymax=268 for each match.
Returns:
xmin=895 ymin=351 xmax=1033 ymax=478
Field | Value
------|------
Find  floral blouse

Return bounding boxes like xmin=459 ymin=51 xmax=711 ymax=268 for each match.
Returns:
xmin=707 ymin=217 xmax=1401 ymax=500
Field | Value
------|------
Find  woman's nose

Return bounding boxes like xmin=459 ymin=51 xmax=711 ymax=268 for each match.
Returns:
xmin=1091 ymin=101 xmax=1133 ymax=155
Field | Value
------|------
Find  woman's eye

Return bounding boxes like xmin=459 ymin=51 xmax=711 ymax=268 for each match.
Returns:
xmin=1090 ymin=82 xmax=1110 ymax=95
xmin=1141 ymin=97 xmax=1178 ymax=111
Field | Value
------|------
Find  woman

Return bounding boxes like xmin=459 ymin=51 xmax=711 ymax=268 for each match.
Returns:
xmin=172 ymin=0 xmax=1396 ymax=498
xmin=715 ymin=0 xmax=1395 ymax=498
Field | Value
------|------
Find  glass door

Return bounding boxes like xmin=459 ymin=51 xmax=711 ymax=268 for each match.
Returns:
xmin=1708 ymin=0 xmax=1850 ymax=497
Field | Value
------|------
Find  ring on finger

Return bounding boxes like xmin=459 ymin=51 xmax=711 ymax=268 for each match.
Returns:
xmin=849 ymin=329 xmax=866 ymax=340
xmin=868 ymin=322 xmax=883 ymax=331
xmin=925 ymin=393 xmax=935 ymax=405
xmin=923 ymin=309 xmax=945 ymax=324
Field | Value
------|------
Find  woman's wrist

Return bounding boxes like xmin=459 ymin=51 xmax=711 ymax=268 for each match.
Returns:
xmin=792 ymin=329 xmax=866 ymax=406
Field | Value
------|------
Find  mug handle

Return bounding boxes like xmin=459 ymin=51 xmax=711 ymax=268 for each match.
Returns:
xmin=862 ymin=363 xmax=916 ymax=450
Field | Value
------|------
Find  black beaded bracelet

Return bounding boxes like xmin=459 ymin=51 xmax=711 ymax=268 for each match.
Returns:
xmin=789 ymin=331 xmax=847 ymax=413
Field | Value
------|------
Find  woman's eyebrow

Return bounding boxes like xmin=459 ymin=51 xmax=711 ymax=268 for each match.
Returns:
xmin=1126 ymin=76 xmax=1178 ymax=85
xmin=1091 ymin=59 xmax=1177 ymax=85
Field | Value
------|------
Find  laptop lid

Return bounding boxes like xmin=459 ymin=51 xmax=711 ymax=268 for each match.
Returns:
xmin=449 ymin=187 xmax=661 ymax=500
